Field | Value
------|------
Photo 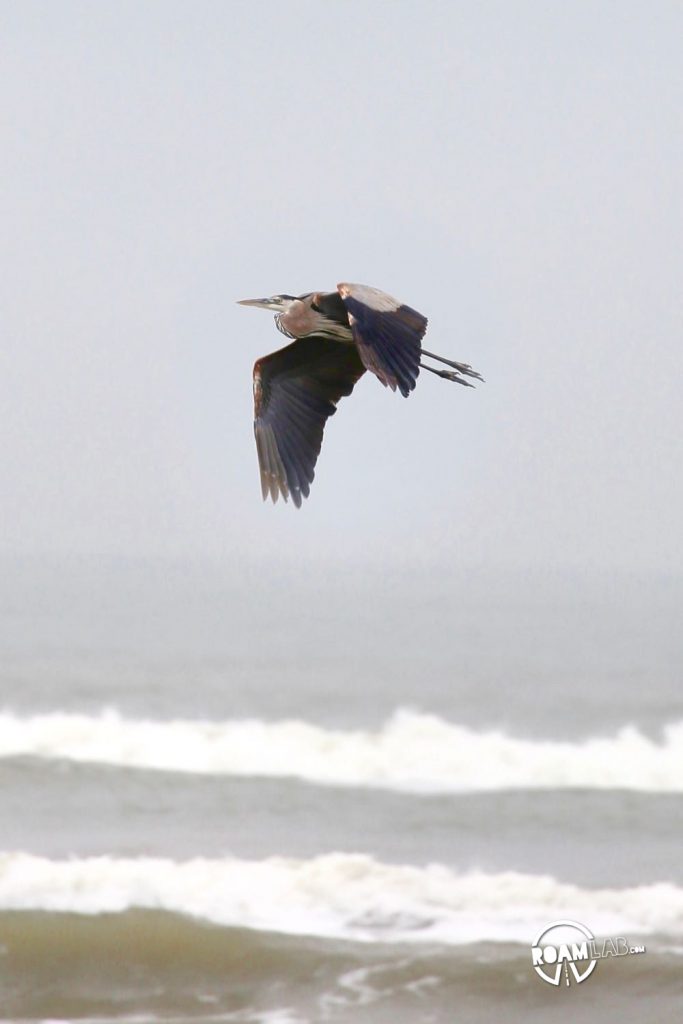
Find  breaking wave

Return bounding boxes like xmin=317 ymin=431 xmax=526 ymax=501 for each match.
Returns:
xmin=1 ymin=708 xmax=682 ymax=793
xmin=1 ymin=850 xmax=682 ymax=945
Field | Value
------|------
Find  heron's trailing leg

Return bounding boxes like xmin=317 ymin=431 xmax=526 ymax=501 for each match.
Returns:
xmin=419 ymin=363 xmax=475 ymax=386
xmin=420 ymin=348 xmax=484 ymax=386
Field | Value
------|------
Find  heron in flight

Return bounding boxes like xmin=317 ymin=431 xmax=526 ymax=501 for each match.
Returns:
xmin=238 ymin=283 xmax=483 ymax=506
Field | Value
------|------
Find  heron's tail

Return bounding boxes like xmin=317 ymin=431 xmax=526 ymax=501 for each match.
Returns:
xmin=419 ymin=349 xmax=484 ymax=387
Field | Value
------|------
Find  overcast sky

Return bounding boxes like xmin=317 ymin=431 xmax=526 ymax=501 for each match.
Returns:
xmin=2 ymin=0 xmax=682 ymax=573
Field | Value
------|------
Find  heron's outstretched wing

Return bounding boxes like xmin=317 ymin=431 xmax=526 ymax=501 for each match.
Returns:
xmin=253 ymin=336 xmax=366 ymax=507
xmin=337 ymin=283 xmax=428 ymax=398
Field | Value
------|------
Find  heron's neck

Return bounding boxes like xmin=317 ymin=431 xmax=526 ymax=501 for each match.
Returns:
xmin=277 ymin=306 xmax=353 ymax=342
xmin=304 ymin=321 xmax=353 ymax=342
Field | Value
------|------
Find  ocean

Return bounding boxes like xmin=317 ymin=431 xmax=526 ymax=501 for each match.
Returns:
xmin=1 ymin=556 xmax=681 ymax=1022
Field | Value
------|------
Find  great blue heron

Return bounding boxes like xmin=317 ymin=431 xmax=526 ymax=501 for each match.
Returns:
xmin=238 ymin=282 xmax=483 ymax=506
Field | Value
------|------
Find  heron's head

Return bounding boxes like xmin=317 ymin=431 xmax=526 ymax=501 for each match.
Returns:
xmin=238 ymin=292 xmax=324 ymax=340
xmin=237 ymin=294 xmax=297 ymax=313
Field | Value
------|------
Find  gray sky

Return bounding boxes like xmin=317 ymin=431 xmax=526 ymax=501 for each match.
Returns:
xmin=2 ymin=0 xmax=682 ymax=572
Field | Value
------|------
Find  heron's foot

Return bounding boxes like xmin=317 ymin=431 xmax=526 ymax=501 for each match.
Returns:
xmin=420 ymin=348 xmax=484 ymax=383
xmin=420 ymin=363 xmax=477 ymax=386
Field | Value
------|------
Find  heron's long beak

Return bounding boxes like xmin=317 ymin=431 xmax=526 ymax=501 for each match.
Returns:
xmin=237 ymin=297 xmax=281 ymax=310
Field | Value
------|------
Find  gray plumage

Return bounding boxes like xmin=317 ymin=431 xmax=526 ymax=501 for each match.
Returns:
xmin=238 ymin=282 xmax=483 ymax=506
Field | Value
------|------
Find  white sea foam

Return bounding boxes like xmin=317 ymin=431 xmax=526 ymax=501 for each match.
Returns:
xmin=1 ymin=708 xmax=682 ymax=793
xmin=0 ymin=850 xmax=681 ymax=945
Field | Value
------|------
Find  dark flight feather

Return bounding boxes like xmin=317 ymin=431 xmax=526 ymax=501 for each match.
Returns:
xmin=253 ymin=336 xmax=366 ymax=506
xmin=337 ymin=285 xmax=428 ymax=397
